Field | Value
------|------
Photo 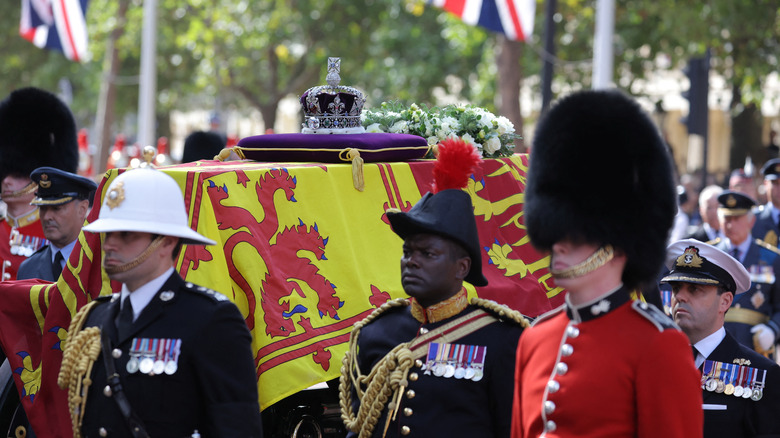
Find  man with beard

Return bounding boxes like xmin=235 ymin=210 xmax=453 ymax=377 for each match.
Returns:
xmin=663 ymin=239 xmax=780 ymax=437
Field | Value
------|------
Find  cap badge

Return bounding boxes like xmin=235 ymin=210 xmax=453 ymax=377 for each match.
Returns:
xmin=775 ymin=164 xmax=780 ymax=174
xmin=726 ymin=195 xmax=737 ymax=208
xmin=39 ymin=174 xmax=51 ymax=189
xmin=106 ymin=181 xmax=125 ymax=210
xmin=676 ymin=246 xmax=704 ymax=268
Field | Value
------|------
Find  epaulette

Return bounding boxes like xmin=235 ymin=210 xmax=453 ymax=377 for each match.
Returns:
xmin=755 ymin=239 xmax=780 ymax=255
xmin=530 ymin=305 xmax=565 ymax=327
xmin=357 ymin=298 xmax=409 ymax=328
xmin=706 ymin=237 xmax=722 ymax=246
xmin=183 ymin=281 xmax=229 ymax=302
xmin=470 ymin=297 xmax=530 ymax=328
xmin=631 ymin=301 xmax=680 ymax=332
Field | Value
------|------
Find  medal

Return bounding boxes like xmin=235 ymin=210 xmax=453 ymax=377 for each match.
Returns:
xmin=433 ymin=344 xmax=447 ymax=377
xmin=139 ymin=357 xmax=154 ymax=374
xmin=733 ymin=365 xmax=745 ymax=397
xmin=164 ymin=339 xmax=182 ymax=375
xmin=454 ymin=345 xmax=467 ymax=379
xmin=424 ymin=343 xmax=439 ymax=376
xmin=126 ymin=357 xmax=139 ymax=374
xmin=443 ymin=345 xmax=456 ymax=378
xmin=724 ymin=364 xmax=736 ymax=395
xmin=152 ymin=339 xmax=167 ymax=375
xmin=751 ymin=369 xmax=766 ymax=401
xmin=743 ymin=367 xmax=757 ymax=399
xmin=470 ymin=345 xmax=486 ymax=382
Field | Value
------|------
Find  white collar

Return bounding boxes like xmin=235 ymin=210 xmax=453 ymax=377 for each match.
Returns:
xmin=693 ymin=326 xmax=726 ymax=367
xmin=120 ymin=267 xmax=175 ymax=321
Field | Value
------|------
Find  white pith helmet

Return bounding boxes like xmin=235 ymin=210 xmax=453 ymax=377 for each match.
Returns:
xmin=83 ymin=167 xmax=215 ymax=245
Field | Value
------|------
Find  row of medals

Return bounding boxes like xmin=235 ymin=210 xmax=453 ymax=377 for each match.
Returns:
xmin=702 ymin=372 xmax=764 ymax=401
xmin=9 ymin=233 xmax=46 ymax=257
xmin=126 ymin=338 xmax=180 ymax=376
xmin=423 ymin=361 xmax=484 ymax=381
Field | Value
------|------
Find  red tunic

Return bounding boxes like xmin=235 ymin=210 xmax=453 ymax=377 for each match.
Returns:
xmin=512 ymin=289 xmax=703 ymax=437
xmin=0 ymin=209 xmax=47 ymax=281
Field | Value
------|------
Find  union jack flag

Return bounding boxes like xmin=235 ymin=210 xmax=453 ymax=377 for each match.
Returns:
xmin=429 ymin=0 xmax=536 ymax=41
xmin=20 ymin=0 xmax=89 ymax=62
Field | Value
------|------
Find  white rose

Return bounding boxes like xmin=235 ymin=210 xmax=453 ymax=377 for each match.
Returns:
xmin=461 ymin=133 xmax=475 ymax=145
xmin=496 ymin=116 xmax=514 ymax=135
xmin=427 ymin=136 xmax=440 ymax=145
xmin=365 ymin=123 xmax=384 ymax=133
xmin=389 ymin=120 xmax=409 ymax=134
xmin=484 ymin=137 xmax=501 ymax=154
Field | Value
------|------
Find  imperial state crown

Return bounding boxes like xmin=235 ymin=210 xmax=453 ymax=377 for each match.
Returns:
xmin=300 ymin=57 xmax=366 ymax=134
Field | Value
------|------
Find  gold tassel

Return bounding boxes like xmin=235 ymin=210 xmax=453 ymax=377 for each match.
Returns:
xmin=215 ymin=147 xmax=246 ymax=161
xmin=346 ymin=148 xmax=365 ymax=191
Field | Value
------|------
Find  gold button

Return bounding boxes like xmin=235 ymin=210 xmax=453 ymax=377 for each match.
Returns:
xmin=406 ymin=389 xmax=416 ymax=399
xmin=404 ymin=407 xmax=413 ymax=416
xmin=401 ymin=425 xmax=411 ymax=435
xmin=409 ymin=372 xmax=418 ymax=381
xmin=415 ymin=359 xmax=423 ymax=368
xmin=99 ymin=427 xmax=108 ymax=437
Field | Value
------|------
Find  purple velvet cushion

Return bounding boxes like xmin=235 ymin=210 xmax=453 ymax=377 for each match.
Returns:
xmin=235 ymin=133 xmax=430 ymax=163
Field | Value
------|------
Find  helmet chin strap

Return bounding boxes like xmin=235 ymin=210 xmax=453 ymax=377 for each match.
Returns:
xmin=550 ymin=245 xmax=615 ymax=279
xmin=104 ymin=235 xmax=166 ymax=275
xmin=0 ymin=181 xmax=37 ymax=200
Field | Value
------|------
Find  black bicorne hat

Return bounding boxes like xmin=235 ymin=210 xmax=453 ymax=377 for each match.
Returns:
xmin=387 ymin=189 xmax=487 ymax=287
xmin=524 ymin=89 xmax=676 ymax=290
xmin=0 ymin=87 xmax=79 ymax=182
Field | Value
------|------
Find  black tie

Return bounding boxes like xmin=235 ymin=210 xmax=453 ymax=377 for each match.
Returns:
xmin=692 ymin=345 xmax=699 ymax=360
xmin=117 ymin=296 xmax=134 ymax=339
xmin=731 ymin=248 xmax=740 ymax=261
xmin=51 ymin=251 xmax=64 ymax=279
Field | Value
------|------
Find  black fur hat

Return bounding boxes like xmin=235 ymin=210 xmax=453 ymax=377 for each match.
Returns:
xmin=181 ymin=130 xmax=226 ymax=163
xmin=524 ymin=89 xmax=676 ymax=289
xmin=0 ymin=87 xmax=79 ymax=182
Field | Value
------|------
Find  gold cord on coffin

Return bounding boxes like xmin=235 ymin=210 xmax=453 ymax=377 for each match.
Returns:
xmin=57 ymin=300 xmax=101 ymax=438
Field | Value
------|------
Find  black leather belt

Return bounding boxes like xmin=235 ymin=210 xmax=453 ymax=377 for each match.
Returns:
xmin=100 ymin=331 xmax=150 ymax=438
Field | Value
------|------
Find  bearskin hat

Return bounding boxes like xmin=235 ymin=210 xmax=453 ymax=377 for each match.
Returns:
xmin=524 ymin=90 xmax=676 ymax=290
xmin=0 ymin=87 xmax=79 ymax=182
xmin=181 ymin=130 xmax=226 ymax=163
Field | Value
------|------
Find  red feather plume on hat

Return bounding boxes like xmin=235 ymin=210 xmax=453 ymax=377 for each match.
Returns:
xmin=432 ymin=138 xmax=482 ymax=193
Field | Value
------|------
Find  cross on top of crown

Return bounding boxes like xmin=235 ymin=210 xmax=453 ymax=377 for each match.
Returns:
xmin=326 ymin=57 xmax=341 ymax=88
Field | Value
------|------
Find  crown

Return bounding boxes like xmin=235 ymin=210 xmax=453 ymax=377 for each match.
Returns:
xmin=300 ymin=57 xmax=366 ymax=134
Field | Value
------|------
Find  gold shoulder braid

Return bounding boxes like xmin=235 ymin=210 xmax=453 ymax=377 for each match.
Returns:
xmin=57 ymin=300 xmax=102 ymax=438
xmin=470 ymin=297 xmax=531 ymax=328
xmin=340 ymin=298 xmax=412 ymax=438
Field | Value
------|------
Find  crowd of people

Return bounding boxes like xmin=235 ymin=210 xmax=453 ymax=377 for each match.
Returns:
xmin=0 ymin=84 xmax=778 ymax=438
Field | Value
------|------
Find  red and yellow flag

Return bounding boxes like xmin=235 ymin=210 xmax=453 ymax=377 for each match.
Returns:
xmin=0 ymin=155 xmax=561 ymax=436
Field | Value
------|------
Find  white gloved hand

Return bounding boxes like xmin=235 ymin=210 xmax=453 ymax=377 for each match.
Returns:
xmin=750 ymin=324 xmax=776 ymax=351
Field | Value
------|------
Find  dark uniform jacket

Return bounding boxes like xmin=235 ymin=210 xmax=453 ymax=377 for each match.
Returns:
xmin=348 ymin=301 xmax=525 ymax=438
xmin=702 ymin=331 xmax=780 ymax=438
xmin=76 ymin=273 xmax=262 ymax=437
xmin=713 ymin=238 xmax=780 ymax=355
xmin=753 ymin=205 xmax=779 ymax=247
xmin=16 ymin=245 xmax=55 ymax=281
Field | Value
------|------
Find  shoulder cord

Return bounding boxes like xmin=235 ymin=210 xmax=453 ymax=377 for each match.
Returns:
xmin=57 ymin=300 xmax=102 ymax=438
xmin=339 ymin=298 xmax=412 ymax=438
xmin=470 ymin=297 xmax=531 ymax=328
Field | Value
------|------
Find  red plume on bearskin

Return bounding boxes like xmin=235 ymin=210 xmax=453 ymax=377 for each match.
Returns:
xmin=432 ymin=138 xmax=482 ymax=193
